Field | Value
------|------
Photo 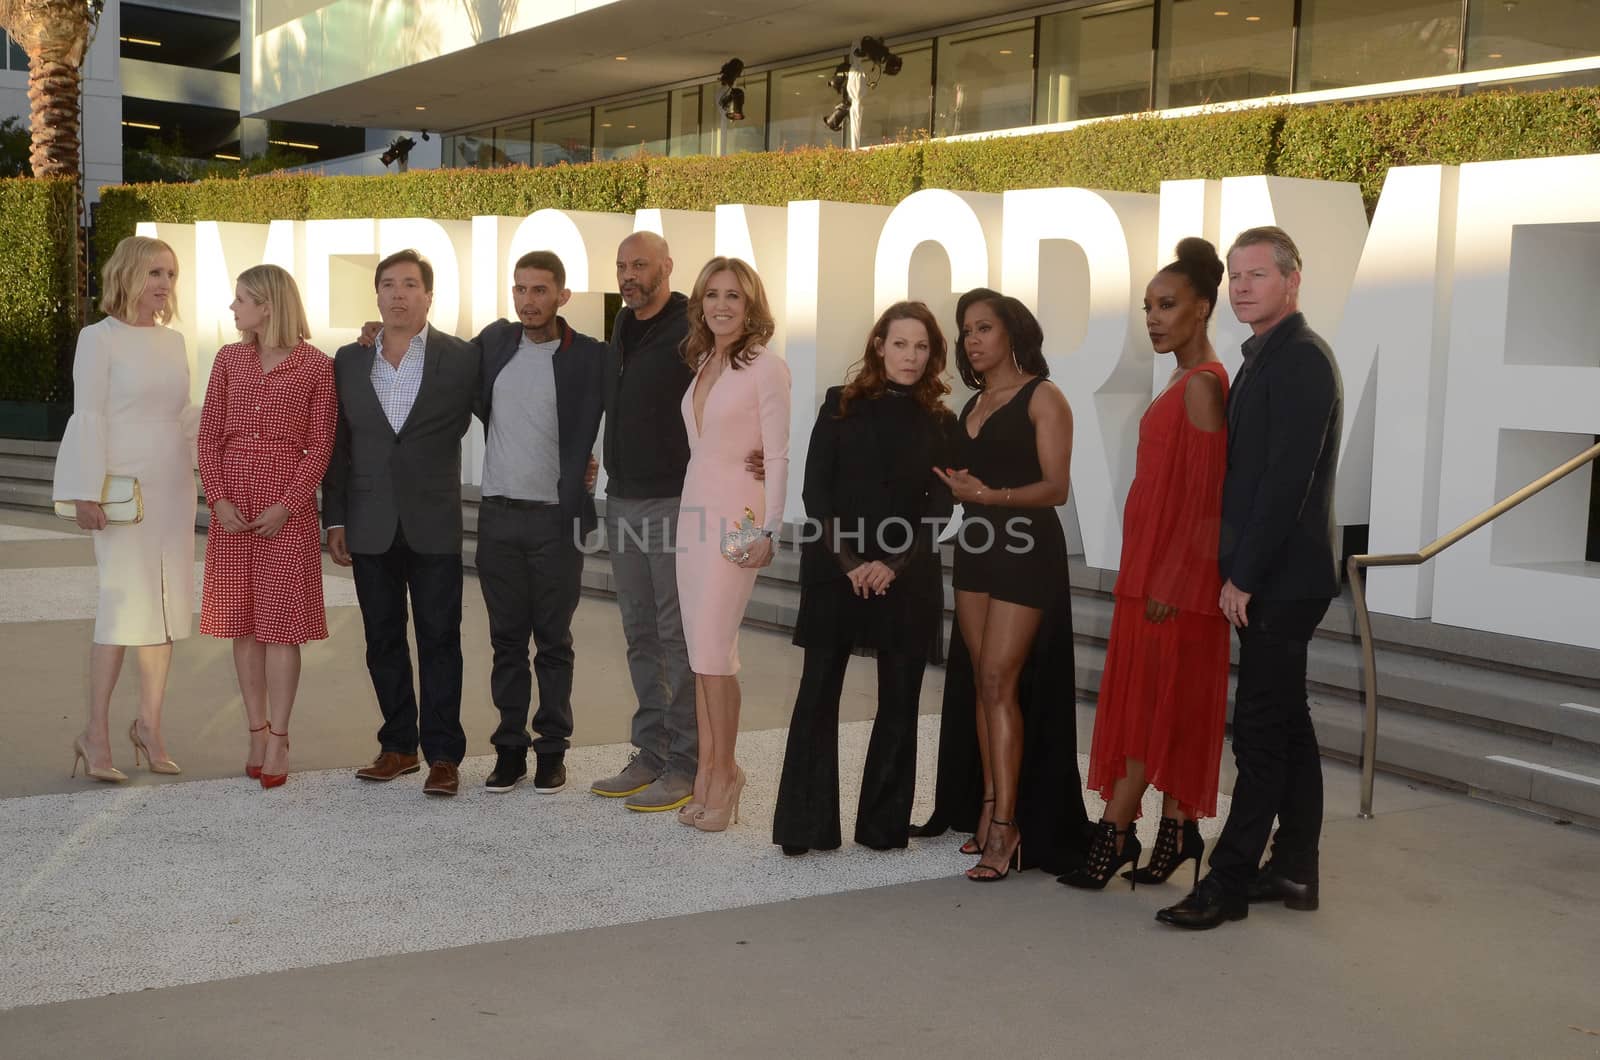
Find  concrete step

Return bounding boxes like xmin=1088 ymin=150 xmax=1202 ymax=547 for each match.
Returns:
xmin=1066 ymin=590 xmax=1600 ymax=749
xmin=1310 ymin=688 xmax=1600 ymax=824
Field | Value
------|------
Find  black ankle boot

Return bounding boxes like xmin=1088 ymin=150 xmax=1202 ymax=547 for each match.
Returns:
xmin=1057 ymin=820 xmax=1141 ymax=891
xmin=1126 ymin=816 xmax=1204 ymax=886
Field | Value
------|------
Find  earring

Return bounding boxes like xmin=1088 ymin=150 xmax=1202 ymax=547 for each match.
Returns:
xmin=1011 ymin=346 xmax=1020 ymax=372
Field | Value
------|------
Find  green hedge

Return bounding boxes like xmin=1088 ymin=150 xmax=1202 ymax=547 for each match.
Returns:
xmin=0 ymin=177 xmax=76 ymax=403
xmin=98 ymin=89 xmax=1600 ymax=267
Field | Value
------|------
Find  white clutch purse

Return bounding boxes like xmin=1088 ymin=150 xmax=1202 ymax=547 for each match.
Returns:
xmin=55 ymin=475 xmax=144 ymax=525
xmin=720 ymin=507 xmax=767 ymax=564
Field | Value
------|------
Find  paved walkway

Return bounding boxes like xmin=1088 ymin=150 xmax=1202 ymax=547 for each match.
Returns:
xmin=1 ymin=508 xmax=1597 ymax=1058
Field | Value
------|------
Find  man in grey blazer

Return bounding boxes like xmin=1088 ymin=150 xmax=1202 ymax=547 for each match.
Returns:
xmin=323 ymin=248 xmax=480 ymax=797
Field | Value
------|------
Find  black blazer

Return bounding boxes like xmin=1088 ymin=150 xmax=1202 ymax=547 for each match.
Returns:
xmin=1218 ymin=312 xmax=1343 ymax=600
xmin=475 ymin=317 xmax=606 ymax=540
xmin=322 ymin=326 xmax=479 ymax=555
xmin=800 ymin=386 xmax=953 ymax=590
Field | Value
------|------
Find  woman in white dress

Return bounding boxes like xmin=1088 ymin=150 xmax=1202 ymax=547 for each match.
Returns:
xmin=55 ymin=236 xmax=199 ymax=782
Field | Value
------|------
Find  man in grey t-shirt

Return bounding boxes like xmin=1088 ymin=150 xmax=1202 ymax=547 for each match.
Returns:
xmin=473 ymin=251 xmax=607 ymax=794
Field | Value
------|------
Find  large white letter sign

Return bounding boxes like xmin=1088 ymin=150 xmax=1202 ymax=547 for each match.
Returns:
xmin=873 ymin=188 xmax=1003 ymax=330
xmin=1002 ymin=187 xmax=1158 ymax=570
xmin=301 ymin=218 xmax=376 ymax=351
xmin=1340 ymin=165 xmax=1460 ymax=618
xmin=788 ymin=200 xmax=892 ymax=519
xmin=1432 ymin=154 xmax=1600 ymax=648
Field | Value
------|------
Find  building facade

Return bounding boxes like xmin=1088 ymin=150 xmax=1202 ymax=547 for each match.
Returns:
xmin=243 ymin=0 xmax=1600 ymax=170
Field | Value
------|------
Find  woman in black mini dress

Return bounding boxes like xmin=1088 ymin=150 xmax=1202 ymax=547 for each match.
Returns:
xmin=934 ymin=288 xmax=1086 ymax=881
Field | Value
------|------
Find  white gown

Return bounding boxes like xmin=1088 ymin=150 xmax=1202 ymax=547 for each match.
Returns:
xmin=52 ymin=316 xmax=199 ymax=644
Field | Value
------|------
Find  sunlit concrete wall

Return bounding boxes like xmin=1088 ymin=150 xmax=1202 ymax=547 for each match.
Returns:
xmin=244 ymin=0 xmax=624 ymax=115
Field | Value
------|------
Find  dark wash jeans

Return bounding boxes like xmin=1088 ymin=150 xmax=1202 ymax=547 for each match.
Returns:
xmin=1206 ymin=596 xmax=1332 ymax=893
xmin=476 ymin=499 xmax=583 ymax=755
xmin=350 ymin=529 xmax=466 ymax=765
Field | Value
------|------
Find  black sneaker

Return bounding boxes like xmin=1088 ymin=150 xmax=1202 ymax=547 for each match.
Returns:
xmin=485 ymin=748 xmax=527 ymax=793
xmin=533 ymin=753 xmax=567 ymax=794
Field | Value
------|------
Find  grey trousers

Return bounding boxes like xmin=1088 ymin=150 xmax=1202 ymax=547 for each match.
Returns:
xmin=605 ymin=495 xmax=697 ymax=780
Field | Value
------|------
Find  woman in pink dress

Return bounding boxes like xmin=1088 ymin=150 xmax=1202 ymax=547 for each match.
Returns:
xmin=675 ymin=257 xmax=791 ymax=832
xmin=198 ymin=265 xmax=337 ymax=789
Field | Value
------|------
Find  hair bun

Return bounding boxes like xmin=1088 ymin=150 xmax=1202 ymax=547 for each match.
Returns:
xmin=1175 ymin=237 xmax=1223 ymax=287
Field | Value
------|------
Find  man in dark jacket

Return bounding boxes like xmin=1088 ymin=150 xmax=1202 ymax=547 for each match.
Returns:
xmin=469 ymin=250 xmax=607 ymax=795
xmin=325 ymin=249 xmax=480 ymax=798
xmin=588 ymin=232 xmax=700 ymax=812
xmin=1158 ymin=226 xmax=1343 ymax=930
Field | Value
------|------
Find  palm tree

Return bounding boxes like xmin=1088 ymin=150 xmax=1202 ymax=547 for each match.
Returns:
xmin=0 ymin=0 xmax=103 ymax=178
xmin=0 ymin=0 xmax=103 ymax=319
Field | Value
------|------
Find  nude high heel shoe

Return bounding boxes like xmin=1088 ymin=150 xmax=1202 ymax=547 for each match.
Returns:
xmin=693 ymin=768 xmax=746 ymax=833
xmin=129 ymin=719 xmax=182 ymax=775
xmin=71 ymin=735 xmax=127 ymax=783
xmin=677 ymin=800 xmax=705 ymax=825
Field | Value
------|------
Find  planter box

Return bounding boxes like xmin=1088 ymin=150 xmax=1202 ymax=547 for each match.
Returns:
xmin=0 ymin=401 xmax=71 ymax=441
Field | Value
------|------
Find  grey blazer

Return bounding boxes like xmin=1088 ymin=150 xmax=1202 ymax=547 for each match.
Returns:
xmin=322 ymin=326 xmax=480 ymax=555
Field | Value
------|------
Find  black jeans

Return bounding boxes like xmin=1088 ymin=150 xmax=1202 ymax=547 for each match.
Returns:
xmin=1206 ymin=596 xmax=1332 ymax=893
xmin=350 ymin=531 xmax=466 ymax=765
xmin=772 ymin=642 xmax=926 ymax=850
xmin=475 ymin=499 xmax=584 ymax=755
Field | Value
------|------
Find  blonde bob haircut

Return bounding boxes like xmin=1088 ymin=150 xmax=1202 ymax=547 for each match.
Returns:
xmin=235 ymin=264 xmax=312 ymax=349
xmin=680 ymin=256 xmax=776 ymax=371
xmin=100 ymin=235 xmax=179 ymax=325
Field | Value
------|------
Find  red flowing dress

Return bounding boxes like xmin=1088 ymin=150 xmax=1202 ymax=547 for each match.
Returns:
xmin=198 ymin=342 xmax=337 ymax=645
xmin=1086 ymin=362 xmax=1231 ymax=819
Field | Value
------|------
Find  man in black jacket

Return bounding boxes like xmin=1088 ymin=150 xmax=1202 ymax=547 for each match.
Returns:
xmin=1158 ymin=226 xmax=1343 ymax=930
xmin=473 ymin=251 xmax=606 ymax=795
xmin=587 ymin=232 xmax=701 ymax=811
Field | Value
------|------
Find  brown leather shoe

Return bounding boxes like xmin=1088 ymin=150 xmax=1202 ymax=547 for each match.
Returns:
xmin=422 ymin=761 xmax=460 ymax=797
xmin=355 ymin=751 xmax=421 ymax=782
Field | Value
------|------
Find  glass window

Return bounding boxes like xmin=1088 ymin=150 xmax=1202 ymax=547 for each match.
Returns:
xmin=700 ymin=70 xmax=768 ymax=155
xmin=494 ymin=120 xmax=532 ymax=167
xmin=595 ymin=94 xmax=669 ymax=160
xmin=935 ymin=20 xmax=1036 ymax=137
xmin=669 ymin=86 xmax=701 ymax=156
xmin=533 ymin=110 xmax=592 ymax=166
xmin=452 ymin=127 xmax=498 ymax=168
xmin=1038 ymin=2 xmax=1154 ymax=123
xmin=1297 ymin=0 xmax=1460 ymax=90
xmin=1156 ymin=0 xmax=1293 ymax=108
xmin=5 ymin=30 xmax=27 ymax=71
xmin=769 ymin=59 xmax=846 ymax=151
xmin=855 ymin=39 xmax=933 ymax=146
xmin=1466 ymin=0 xmax=1600 ymax=71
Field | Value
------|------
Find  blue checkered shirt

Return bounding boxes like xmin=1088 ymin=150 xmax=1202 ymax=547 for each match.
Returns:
xmin=371 ymin=326 xmax=428 ymax=433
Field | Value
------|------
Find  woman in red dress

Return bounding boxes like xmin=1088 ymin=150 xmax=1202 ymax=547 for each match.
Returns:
xmin=1062 ymin=238 xmax=1230 ymax=891
xmin=198 ymin=265 xmax=337 ymax=789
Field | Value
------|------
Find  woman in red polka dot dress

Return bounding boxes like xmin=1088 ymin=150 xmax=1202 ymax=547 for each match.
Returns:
xmin=198 ymin=265 xmax=337 ymax=788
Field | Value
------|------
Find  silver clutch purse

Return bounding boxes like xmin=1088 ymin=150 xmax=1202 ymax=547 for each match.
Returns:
xmin=720 ymin=507 xmax=765 ymax=564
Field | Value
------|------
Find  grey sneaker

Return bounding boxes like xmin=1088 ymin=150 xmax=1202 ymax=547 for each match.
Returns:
xmin=624 ymin=773 xmax=694 ymax=812
xmin=589 ymin=754 xmax=660 ymax=798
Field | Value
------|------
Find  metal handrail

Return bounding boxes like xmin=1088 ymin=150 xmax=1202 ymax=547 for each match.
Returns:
xmin=1346 ymin=441 xmax=1600 ymax=818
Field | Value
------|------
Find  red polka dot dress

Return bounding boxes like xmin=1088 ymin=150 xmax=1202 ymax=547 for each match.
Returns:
xmin=198 ymin=342 xmax=337 ymax=644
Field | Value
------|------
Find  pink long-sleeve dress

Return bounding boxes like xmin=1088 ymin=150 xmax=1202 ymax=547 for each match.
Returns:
xmin=676 ymin=346 xmax=791 ymax=675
